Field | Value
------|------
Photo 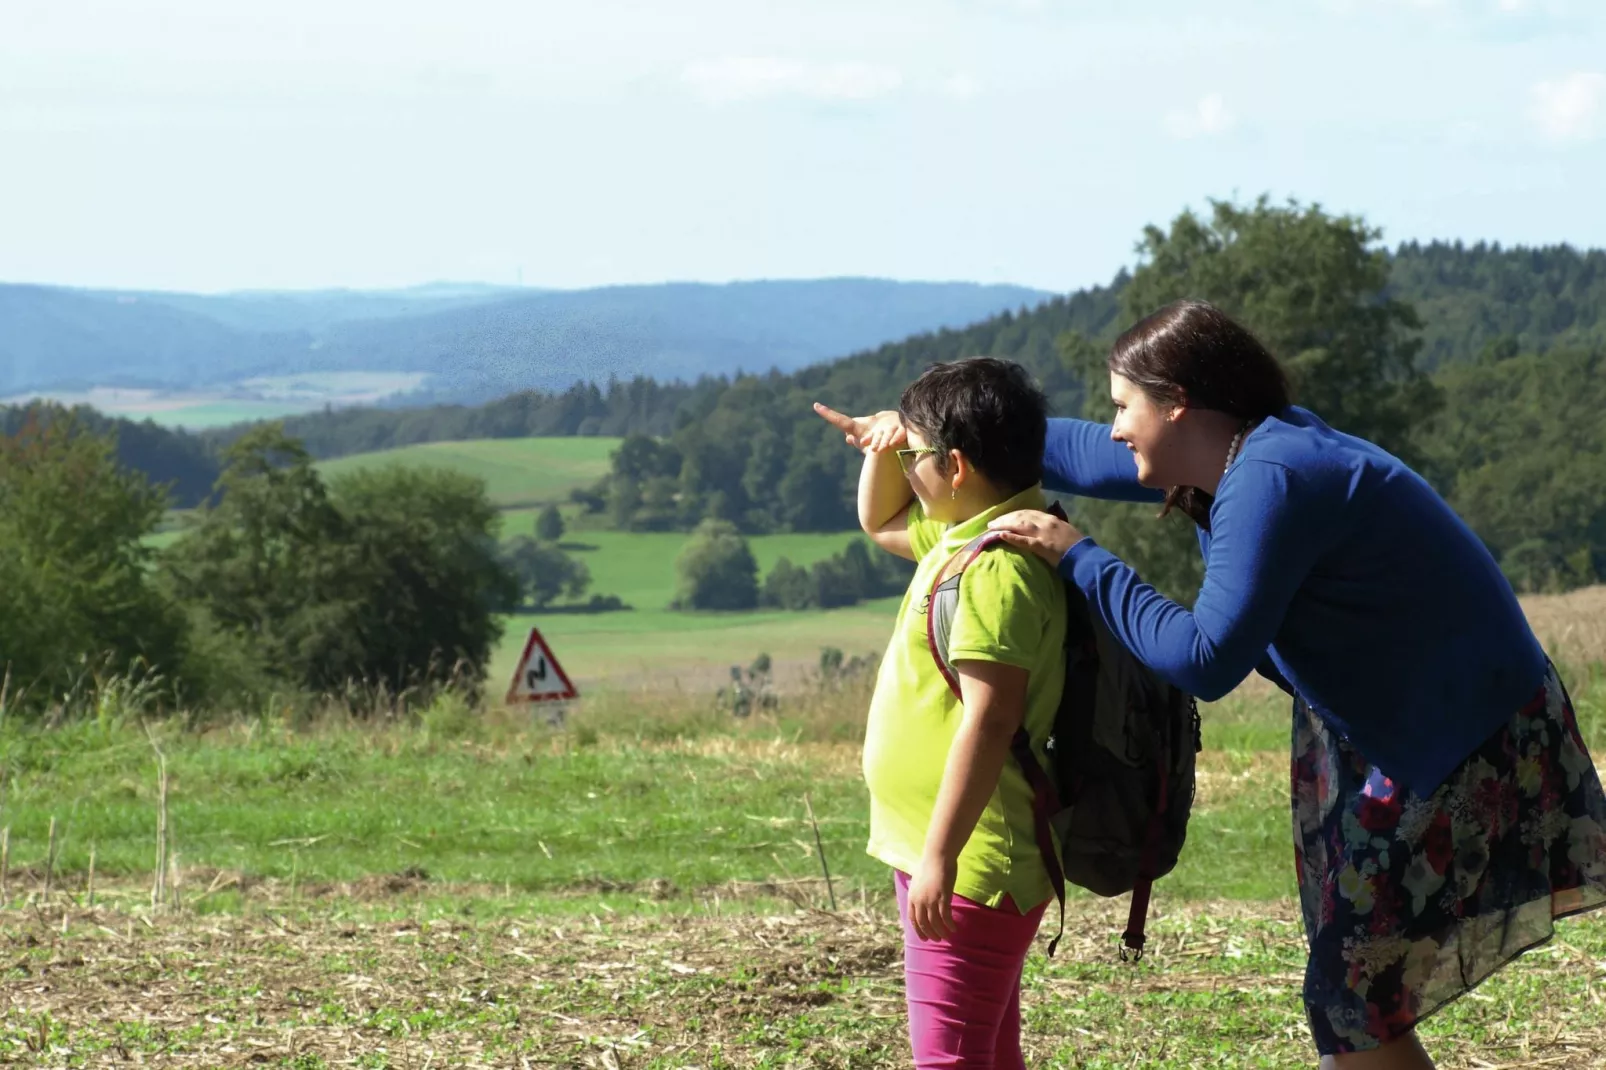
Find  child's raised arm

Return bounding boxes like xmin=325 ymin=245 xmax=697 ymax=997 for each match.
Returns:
xmin=813 ymin=403 xmax=916 ymax=561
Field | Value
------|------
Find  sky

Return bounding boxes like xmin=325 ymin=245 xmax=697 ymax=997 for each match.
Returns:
xmin=1 ymin=0 xmax=1603 ymax=295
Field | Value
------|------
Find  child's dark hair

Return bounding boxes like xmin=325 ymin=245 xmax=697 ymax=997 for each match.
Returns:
xmin=898 ymin=357 xmax=1047 ymax=494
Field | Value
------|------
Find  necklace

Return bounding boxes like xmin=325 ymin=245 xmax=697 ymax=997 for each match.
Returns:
xmin=1223 ymin=421 xmax=1255 ymax=473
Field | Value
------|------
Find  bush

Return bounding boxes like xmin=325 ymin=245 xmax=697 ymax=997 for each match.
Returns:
xmin=763 ymin=539 xmax=914 ymax=612
xmin=672 ymin=519 xmax=759 ymax=610
xmin=535 ymin=504 xmax=565 ymax=543
xmin=503 ymin=537 xmax=591 ymax=608
xmin=0 ymin=411 xmax=190 ymax=716
xmin=162 ymin=426 xmax=519 ymax=698
xmin=761 ymin=557 xmax=815 ymax=609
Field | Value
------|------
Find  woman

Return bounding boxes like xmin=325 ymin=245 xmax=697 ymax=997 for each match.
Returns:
xmin=828 ymin=299 xmax=1606 ymax=1068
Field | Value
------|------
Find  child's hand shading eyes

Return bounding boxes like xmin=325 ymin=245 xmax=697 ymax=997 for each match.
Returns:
xmin=813 ymin=403 xmax=907 ymax=453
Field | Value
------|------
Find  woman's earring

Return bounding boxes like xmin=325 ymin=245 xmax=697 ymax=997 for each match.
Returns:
xmin=951 ymin=488 xmax=957 ymax=500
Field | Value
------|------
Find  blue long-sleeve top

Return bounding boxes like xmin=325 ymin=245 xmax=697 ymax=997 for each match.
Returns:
xmin=1045 ymin=406 xmax=1548 ymax=793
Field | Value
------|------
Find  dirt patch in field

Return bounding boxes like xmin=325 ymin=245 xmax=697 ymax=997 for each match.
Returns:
xmin=3 ymin=889 xmax=1603 ymax=1068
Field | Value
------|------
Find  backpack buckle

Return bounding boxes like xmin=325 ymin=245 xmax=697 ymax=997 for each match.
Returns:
xmin=1119 ymin=931 xmax=1146 ymax=962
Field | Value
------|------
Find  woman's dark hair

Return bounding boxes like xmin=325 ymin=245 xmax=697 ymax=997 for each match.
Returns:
xmin=898 ymin=357 xmax=1047 ymax=496
xmin=1109 ymin=300 xmax=1292 ymax=528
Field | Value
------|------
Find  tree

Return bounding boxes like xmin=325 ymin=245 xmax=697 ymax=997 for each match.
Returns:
xmin=762 ymin=539 xmax=912 ymax=611
xmin=1424 ymin=346 xmax=1606 ymax=592
xmin=761 ymin=557 xmax=815 ymax=609
xmin=504 ymin=537 xmax=592 ymax=607
xmin=1060 ymin=198 xmax=1441 ymax=602
xmin=672 ymin=519 xmax=759 ymax=610
xmin=779 ymin=459 xmax=848 ymax=532
xmin=329 ymin=466 xmax=520 ymax=691
xmin=1120 ymin=196 xmax=1440 ymax=461
xmin=535 ymin=503 xmax=565 ymax=543
xmin=160 ymin=425 xmax=353 ymax=689
xmin=163 ymin=427 xmax=517 ymax=694
xmin=0 ymin=411 xmax=187 ymax=712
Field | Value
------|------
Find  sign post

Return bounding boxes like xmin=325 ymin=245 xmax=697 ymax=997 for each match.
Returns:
xmin=506 ymin=628 xmax=579 ymax=723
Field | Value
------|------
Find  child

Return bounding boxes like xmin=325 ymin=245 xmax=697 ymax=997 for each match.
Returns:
xmin=813 ymin=357 xmax=1067 ymax=1070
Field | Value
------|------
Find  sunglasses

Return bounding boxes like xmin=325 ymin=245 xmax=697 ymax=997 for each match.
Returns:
xmin=895 ymin=447 xmax=938 ymax=475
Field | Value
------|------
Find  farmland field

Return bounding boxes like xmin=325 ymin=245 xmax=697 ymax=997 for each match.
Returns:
xmin=317 ymin=437 xmax=621 ymax=509
xmin=492 ymin=599 xmax=901 ymax=694
xmin=1 ymin=653 xmax=1604 ymax=1067
xmin=4 ymin=373 xmax=430 ymax=430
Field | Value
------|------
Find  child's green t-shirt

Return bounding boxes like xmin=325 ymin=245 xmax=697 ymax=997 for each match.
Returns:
xmin=862 ymin=484 xmax=1067 ymax=912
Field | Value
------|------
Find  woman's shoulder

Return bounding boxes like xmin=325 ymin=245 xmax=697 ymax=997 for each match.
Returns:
xmin=1247 ymin=407 xmax=1404 ymax=477
xmin=1224 ymin=407 xmax=1421 ymax=522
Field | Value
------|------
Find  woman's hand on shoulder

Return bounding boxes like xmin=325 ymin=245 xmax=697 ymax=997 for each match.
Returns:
xmin=813 ymin=403 xmax=906 ymax=453
xmin=988 ymin=510 xmax=1086 ymax=565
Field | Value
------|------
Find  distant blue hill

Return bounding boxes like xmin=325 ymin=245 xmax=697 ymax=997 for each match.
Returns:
xmin=0 ymin=278 xmax=1055 ymax=398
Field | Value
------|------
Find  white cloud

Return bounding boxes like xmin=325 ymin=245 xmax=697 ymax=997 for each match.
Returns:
xmin=681 ymin=58 xmax=902 ymax=103
xmin=1164 ymin=93 xmax=1236 ymax=139
xmin=1531 ymin=71 xmax=1606 ymax=141
xmin=1497 ymin=0 xmax=1534 ymax=11
xmin=942 ymin=72 xmax=984 ymax=101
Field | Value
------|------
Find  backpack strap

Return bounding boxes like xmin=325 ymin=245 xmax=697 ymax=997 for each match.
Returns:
xmin=924 ymin=531 xmax=1008 ymax=697
xmin=923 ymin=524 xmax=1069 ymax=956
xmin=1120 ymin=739 xmax=1170 ymax=961
xmin=1010 ymin=730 xmax=1067 ymax=956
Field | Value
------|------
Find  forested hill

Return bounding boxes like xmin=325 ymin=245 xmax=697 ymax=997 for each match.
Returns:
xmin=0 ymin=404 xmax=219 ymax=508
xmin=197 ymin=201 xmax=1602 ymax=596
xmin=0 ymin=278 xmax=1053 ymax=397
xmin=1388 ymin=241 xmax=1606 ymax=369
xmin=210 ymin=237 xmax=1606 ymax=460
xmin=234 ymin=279 xmax=1127 ymax=458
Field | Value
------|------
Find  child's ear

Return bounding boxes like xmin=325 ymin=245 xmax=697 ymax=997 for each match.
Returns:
xmin=949 ymin=449 xmax=969 ymax=489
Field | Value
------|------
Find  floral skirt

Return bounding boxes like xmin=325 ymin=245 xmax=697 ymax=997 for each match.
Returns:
xmin=1292 ymin=662 xmax=1606 ymax=1055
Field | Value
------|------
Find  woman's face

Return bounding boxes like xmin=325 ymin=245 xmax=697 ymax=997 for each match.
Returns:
xmin=1109 ymin=372 xmax=1182 ymax=487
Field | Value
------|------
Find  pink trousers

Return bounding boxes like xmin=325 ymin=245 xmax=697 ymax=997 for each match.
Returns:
xmin=894 ymin=870 xmax=1047 ymax=1070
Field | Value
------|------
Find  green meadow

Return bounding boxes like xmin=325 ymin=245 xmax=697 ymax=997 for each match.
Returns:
xmin=2 ymin=667 xmax=1603 ymax=1066
xmin=315 ymin=436 xmax=621 ymax=509
xmin=490 ymin=528 xmax=893 ymax=689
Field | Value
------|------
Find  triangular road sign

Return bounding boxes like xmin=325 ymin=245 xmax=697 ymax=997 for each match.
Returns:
xmin=505 ymin=628 xmax=579 ymax=704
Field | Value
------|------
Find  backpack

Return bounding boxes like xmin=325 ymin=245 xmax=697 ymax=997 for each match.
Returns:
xmin=925 ymin=503 xmax=1201 ymax=959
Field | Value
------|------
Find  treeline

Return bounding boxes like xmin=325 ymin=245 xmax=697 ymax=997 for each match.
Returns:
xmin=1428 ymin=344 xmax=1606 ymax=593
xmin=666 ymin=520 xmax=914 ymax=612
xmin=547 ymin=287 xmax=1119 ymax=534
xmin=0 ymin=402 xmax=220 ymax=507
xmin=1390 ymin=241 xmax=1606 ymax=371
xmin=0 ymin=416 xmax=542 ymax=719
xmin=564 ymin=198 xmax=1605 ymax=598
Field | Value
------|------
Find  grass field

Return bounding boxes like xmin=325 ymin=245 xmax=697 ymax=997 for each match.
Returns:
xmin=492 ymin=528 xmax=889 ymax=693
xmin=492 ymin=599 xmax=901 ymax=695
xmin=518 ymin=531 xmax=873 ymax=608
xmin=1 ymin=661 xmax=1604 ymax=1067
xmin=316 ymin=437 xmax=621 ymax=510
